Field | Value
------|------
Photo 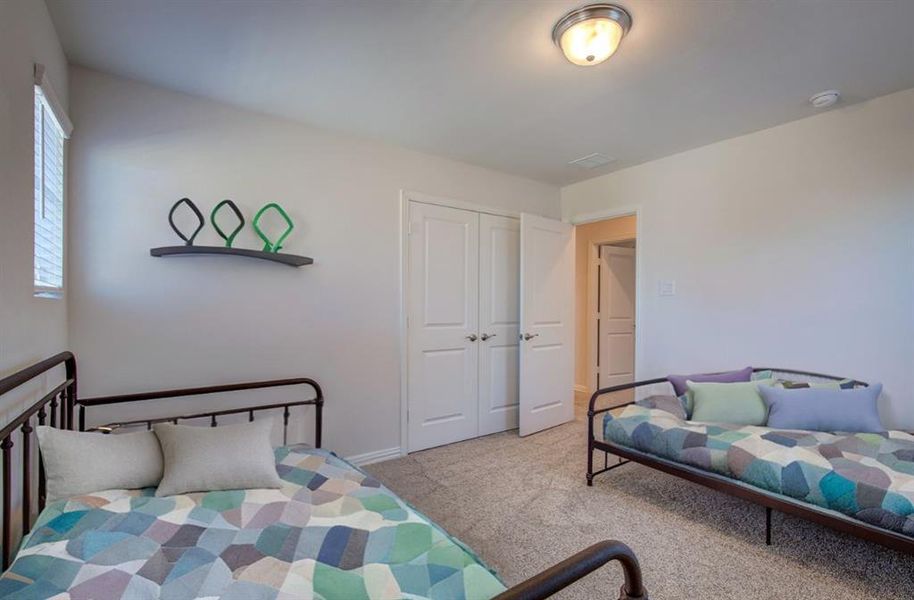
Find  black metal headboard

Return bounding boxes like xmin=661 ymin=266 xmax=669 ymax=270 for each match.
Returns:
xmin=0 ymin=351 xmax=76 ymax=569
xmin=78 ymin=378 xmax=324 ymax=447
xmin=0 ymin=352 xmax=323 ymax=571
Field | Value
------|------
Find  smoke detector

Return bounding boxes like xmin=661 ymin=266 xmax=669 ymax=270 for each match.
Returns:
xmin=809 ymin=90 xmax=840 ymax=109
xmin=568 ymin=152 xmax=615 ymax=169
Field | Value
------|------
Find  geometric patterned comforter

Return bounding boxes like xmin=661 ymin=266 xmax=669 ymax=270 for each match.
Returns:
xmin=602 ymin=400 xmax=914 ymax=536
xmin=0 ymin=445 xmax=506 ymax=600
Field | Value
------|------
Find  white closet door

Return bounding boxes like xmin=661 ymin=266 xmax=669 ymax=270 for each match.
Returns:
xmin=408 ymin=203 xmax=480 ymax=451
xmin=478 ymin=213 xmax=520 ymax=435
xmin=599 ymin=245 xmax=636 ymax=389
xmin=518 ymin=213 xmax=574 ymax=436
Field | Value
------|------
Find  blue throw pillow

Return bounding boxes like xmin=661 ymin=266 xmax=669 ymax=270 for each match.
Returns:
xmin=759 ymin=383 xmax=884 ymax=433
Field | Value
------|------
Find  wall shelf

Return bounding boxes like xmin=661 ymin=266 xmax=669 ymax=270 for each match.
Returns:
xmin=150 ymin=246 xmax=313 ymax=267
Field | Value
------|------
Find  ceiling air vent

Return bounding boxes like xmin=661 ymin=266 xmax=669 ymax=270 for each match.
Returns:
xmin=567 ymin=152 xmax=615 ymax=169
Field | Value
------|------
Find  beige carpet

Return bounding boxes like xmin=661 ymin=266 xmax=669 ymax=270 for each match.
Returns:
xmin=366 ymin=398 xmax=914 ymax=599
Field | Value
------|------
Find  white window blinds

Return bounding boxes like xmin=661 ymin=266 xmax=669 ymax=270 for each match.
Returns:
xmin=33 ymin=64 xmax=71 ymax=296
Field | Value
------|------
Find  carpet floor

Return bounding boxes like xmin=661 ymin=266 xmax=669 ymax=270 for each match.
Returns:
xmin=366 ymin=399 xmax=914 ymax=599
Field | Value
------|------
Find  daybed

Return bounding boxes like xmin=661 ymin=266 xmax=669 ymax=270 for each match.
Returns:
xmin=0 ymin=352 xmax=648 ymax=599
xmin=587 ymin=368 xmax=914 ymax=555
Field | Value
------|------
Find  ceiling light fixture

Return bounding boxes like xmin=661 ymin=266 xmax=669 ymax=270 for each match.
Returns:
xmin=552 ymin=4 xmax=632 ymax=67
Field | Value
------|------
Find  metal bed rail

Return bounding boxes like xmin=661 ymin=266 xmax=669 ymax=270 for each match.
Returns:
xmin=78 ymin=377 xmax=324 ymax=448
xmin=496 ymin=540 xmax=647 ymax=600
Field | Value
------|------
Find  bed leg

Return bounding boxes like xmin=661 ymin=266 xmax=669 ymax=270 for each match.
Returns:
xmin=587 ymin=411 xmax=595 ymax=486
xmin=765 ymin=506 xmax=772 ymax=546
xmin=587 ymin=443 xmax=594 ymax=486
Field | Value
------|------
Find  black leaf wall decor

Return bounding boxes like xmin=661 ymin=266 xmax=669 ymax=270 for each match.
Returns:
xmin=168 ymin=198 xmax=205 ymax=246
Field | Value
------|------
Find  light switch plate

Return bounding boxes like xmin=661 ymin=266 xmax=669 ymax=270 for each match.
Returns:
xmin=658 ymin=280 xmax=676 ymax=296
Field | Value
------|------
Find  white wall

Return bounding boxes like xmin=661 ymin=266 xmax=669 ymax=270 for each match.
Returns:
xmin=562 ymin=88 xmax=914 ymax=429
xmin=0 ymin=0 xmax=68 ymax=544
xmin=67 ymin=67 xmax=559 ymax=458
xmin=0 ymin=0 xmax=69 ymax=394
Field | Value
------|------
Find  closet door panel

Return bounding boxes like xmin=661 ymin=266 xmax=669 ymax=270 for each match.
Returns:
xmin=407 ymin=203 xmax=480 ymax=452
xmin=478 ymin=213 xmax=520 ymax=435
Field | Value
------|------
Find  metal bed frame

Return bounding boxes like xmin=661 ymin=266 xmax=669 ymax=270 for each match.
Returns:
xmin=587 ymin=367 xmax=914 ymax=555
xmin=0 ymin=352 xmax=649 ymax=599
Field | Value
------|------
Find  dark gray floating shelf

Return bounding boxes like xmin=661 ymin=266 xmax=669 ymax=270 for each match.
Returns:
xmin=150 ymin=246 xmax=313 ymax=267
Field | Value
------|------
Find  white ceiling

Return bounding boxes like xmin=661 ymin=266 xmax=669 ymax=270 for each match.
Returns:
xmin=47 ymin=0 xmax=914 ymax=185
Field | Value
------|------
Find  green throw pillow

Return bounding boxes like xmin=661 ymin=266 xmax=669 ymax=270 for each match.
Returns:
xmin=688 ymin=379 xmax=776 ymax=426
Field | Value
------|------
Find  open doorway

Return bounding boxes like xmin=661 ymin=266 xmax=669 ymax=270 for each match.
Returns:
xmin=574 ymin=215 xmax=637 ymax=403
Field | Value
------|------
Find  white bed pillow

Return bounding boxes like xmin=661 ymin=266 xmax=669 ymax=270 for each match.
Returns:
xmin=36 ymin=426 xmax=164 ymax=502
xmin=153 ymin=419 xmax=281 ymax=497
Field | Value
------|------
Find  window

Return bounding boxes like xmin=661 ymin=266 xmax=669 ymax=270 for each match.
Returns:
xmin=33 ymin=65 xmax=71 ymax=297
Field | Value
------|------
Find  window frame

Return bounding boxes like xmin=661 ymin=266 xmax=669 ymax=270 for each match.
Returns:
xmin=33 ymin=64 xmax=72 ymax=299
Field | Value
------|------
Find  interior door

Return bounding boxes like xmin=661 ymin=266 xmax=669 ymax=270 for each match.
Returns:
xmin=599 ymin=245 xmax=636 ymax=389
xmin=408 ymin=202 xmax=479 ymax=451
xmin=518 ymin=213 xmax=574 ymax=436
xmin=478 ymin=214 xmax=520 ymax=435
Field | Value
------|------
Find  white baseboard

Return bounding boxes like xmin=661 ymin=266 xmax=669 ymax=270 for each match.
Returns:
xmin=346 ymin=447 xmax=402 ymax=466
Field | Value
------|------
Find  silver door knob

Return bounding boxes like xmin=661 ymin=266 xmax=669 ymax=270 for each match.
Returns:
xmin=480 ymin=333 xmax=496 ymax=341
xmin=465 ymin=334 xmax=478 ymax=342
xmin=522 ymin=333 xmax=539 ymax=341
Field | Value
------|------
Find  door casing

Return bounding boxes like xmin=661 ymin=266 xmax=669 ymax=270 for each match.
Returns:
xmin=572 ymin=207 xmax=643 ymax=396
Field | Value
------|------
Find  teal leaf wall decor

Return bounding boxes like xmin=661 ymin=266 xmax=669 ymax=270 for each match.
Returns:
xmin=253 ymin=203 xmax=294 ymax=253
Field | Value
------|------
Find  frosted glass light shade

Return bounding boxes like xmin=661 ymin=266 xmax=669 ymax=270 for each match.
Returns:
xmin=552 ymin=4 xmax=632 ymax=67
xmin=559 ymin=17 xmax=624 ymax=66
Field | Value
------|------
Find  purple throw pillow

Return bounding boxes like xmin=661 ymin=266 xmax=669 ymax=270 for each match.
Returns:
xmin=667 ymin=367 xmax=753 ymax=396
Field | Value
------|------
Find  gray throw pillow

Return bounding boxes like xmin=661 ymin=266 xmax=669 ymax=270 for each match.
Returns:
xmin=153 ymin=419 xmax=282 ymax=497
xmin=36 ymin=426 xmax=164 ymax=502
xmin=760 ymin=383 xmax=884 ymax=433
xmin=636 ymin=395 xmax=687 ymax=420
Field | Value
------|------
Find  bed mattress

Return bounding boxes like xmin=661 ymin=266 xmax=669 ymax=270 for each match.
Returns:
xmin=0 ymin=445 xmax=505 ymax=600
xmin=601 ymin=401 xmax=914 ymax=536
